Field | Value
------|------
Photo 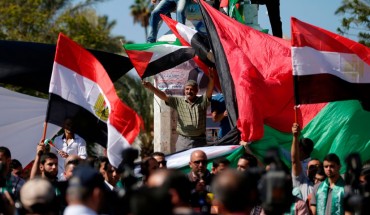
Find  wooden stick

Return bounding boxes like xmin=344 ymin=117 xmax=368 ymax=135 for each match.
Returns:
xmin=41 ymin=122 xmax=48 ymax=142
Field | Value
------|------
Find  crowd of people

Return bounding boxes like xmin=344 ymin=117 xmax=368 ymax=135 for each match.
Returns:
xmin=1 ymin=120 xmax=370 ymax=215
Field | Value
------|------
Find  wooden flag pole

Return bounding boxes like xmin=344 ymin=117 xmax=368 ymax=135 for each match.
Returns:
xmin=41 ymin=121 xmax=48 ymax=142
xmin=294 ymin=105 xmax=299 ymax=123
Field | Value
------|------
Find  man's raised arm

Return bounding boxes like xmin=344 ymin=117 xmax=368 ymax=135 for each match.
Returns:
xmin=206 ymin=67 xmax=215 ymax=99
xmin=142 ymin=80 xmax=169 ymax=102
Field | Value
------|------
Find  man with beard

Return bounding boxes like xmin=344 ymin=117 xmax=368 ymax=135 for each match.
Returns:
xmin=310 ymin=153 xmax=344 ymax=215
xmin=143 ymin=68 xmax=215 ymax=151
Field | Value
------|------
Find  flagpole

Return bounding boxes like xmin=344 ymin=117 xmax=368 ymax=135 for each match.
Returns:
xmin=41 ymin=121 xmax=48 ymax=142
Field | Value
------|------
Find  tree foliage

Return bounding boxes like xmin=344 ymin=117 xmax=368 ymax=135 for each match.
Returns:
xmin=0 ymin=0 xmax=126 ymax=52
xmin=130 ymin=0 xmax=153 ymax=40
xmin=335 ymin=0 xmax=370 ymax=47
xmin=0 ymin=0 xmax=154 ymax=155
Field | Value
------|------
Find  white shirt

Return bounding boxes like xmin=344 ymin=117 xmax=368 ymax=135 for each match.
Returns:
xmin=52 ymin=134 xmax=87 ymax=180
xmin=64 ymin=204 xmax=97 ymax=215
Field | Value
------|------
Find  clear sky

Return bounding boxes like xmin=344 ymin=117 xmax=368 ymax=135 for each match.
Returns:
xmin=94 ymin=0 xmax=347 ymax=43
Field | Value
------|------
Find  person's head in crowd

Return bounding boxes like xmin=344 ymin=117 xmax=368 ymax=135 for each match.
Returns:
xmin=237 ymin=153 xmax=258 ymax=172
xmin=130 ymin=186 xmax=173 ymax=215
xmin=212 ymin=157 xmax=230 ymax=175
xmin=0 ymin=146 xmax=12 ymax=176
xmin=151 ymin=152 xmax=167 ymax=169
xmin=323 ymin=153 xmax=341 ymax=179
xmin=212 ymin=169 xmax=258 ymax=214
xmin=189 ymin=150 xmax=208 ymax=178
xmin=299 ymin=138 xmax=314 ymax=161
xmin=65 ymin=164 xmax=106 ymax=213
xmin=97 ymin=156 xmax=119 ymax=187
xmin=147 ymin=169 xmax=193 ymax=209
xmin=19 ymin=178 xmax=58 ymax=215
xmin=84 ymin=155 xmax=99 ymax=169
xmin=39 ymin=152 xmax=58 ymax=181
xmin=360 ymin=159 xmax=370 ymax=185
xmin=63 ymin=155 xmax=80 ymax=181
xmin=184 ymin=80 xmax=199 ymax=102
xmin=140 ymin=157 xmax=159 ymax=183
xmin=314 ymin=164 xmax=326 ymax=184
xmin=11 ymin=159 xmax=23 ymax=178
xmin=307 ymin=158 xmax=321 ymax=182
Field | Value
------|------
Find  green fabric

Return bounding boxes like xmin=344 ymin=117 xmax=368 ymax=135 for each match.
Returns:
xmin=124 ymin=39 xmax=181 ymax=51
xmin=252 ymin=100 xmax=370 ymax=173
xmin=228 ymin=0 xmax=245 ymax=24
xmin=316 ymin=178 xmax=345 ymax=215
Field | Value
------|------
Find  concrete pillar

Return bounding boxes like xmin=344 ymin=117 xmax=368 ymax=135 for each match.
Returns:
xmin=153 ymin=95 xmax=178 ymax=154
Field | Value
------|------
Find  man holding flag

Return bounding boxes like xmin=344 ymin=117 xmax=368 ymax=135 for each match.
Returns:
xmin=142 ymin=68 xmax=215 ymax=151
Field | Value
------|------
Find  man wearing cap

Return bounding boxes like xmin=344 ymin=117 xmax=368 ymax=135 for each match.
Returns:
xmin=143 ymin=68 xmax=215 ymax=151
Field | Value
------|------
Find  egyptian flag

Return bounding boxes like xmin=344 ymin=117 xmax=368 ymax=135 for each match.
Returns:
xmin=291 ymin=17 xmax=370 ymax=110
xmin=199 ymin=1 xmax=326 ymax=141
xmin=0 ymin=40 xmax=133 ymax=94
xmin=123 ymin=41 xmax=195 ymax=79
xmin=47 ymin=33 xmax=141 ymax=167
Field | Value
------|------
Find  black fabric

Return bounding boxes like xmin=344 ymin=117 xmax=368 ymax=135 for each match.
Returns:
xmin=46 ymin=94 xmax=108 ymax=147
xmin=0 ymin=40 xmax=133 ymax=93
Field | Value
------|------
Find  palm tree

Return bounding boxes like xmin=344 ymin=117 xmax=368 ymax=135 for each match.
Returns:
xmin=130 ymin=0 xmax=153 ymax=40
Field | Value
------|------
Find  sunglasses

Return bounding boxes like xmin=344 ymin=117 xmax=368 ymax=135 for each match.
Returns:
xmin=192 ymin=160 xmax=207 ymax=165
xmin=158 ymin=161 xmax=167 ymax=165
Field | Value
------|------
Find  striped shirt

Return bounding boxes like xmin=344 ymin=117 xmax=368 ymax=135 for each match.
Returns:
xmin=166 ymin=95 xmax=209 ymax=136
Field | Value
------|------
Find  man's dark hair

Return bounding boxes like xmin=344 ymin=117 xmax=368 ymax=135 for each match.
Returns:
xmin=0 ymin=146 xmax=11 ymax=158
xmin=40 ymin=152 xmax=58 ymax=165
xmin=97 ymin=156 xmax=110 ymax=171
xmin=11 ymin=159 xmax=22 ymax=170
xmin=299 ymin=138 xmax=314 ymax=155
xmin=324 ymin=153 xmax=341 ymax=166
xmin=213 ymin=157 xmax=230 ymax=168
xmin=239 ymin=153 xmax=258 ymax=168
xmin=162 ymin=169 xmax=192 ymax=203
xmin=151 ymin=152 xmax=165 ymax=158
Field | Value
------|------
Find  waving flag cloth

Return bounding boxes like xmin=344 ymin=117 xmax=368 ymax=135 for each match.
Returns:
xmin=47 ymin=33 xmax=141 ymax=167
xmin=124 ymin=41 xmax=195 ymax=79
xmin=199 ymin=1 xmax=325 ymax=142
xmin=291 ymin=17 xmax=370 ymax=110
xmin=160 ymin=14 xmax=222 ymax=92
xmin=0 ymin=40 xmax=133 ymax=94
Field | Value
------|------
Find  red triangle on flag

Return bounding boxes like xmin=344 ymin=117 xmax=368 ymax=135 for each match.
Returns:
xmin=126 ymin=50 xmax=154 ymax=77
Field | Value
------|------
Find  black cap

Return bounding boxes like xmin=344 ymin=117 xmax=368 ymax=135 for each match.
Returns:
xmin=69 ymin=164 xmax=105 ymax=189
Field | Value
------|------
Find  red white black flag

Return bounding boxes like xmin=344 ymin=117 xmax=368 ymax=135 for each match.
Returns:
xmin=47 ymin=33 xmax=141 ymax=167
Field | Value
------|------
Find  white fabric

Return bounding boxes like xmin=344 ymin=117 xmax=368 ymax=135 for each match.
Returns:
xmin=292 ymin=47 xmax=370 ymax=83
xmin=0 ymin=87 xmax=60 ymax=167
xmin=166 ymin=145 xmax=240 ymax=169
xmin=63 ymin=204 xmax=97 ymax=215
xmin=52 ymin=134 xmax=87 ymax=180
xmin=50 ymin=63 xmax=110 ymax=117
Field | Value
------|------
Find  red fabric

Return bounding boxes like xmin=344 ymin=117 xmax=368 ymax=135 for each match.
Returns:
xmin=125 ymin=50 xmax=153 ymax=77
xmin=55 ymin=34 xmax=141 ymax=143
xmin=200 ymin=1 xmax=325 ymax=141
xmin=220 ymin=0 xmax=229 ymax=7
xmin=291 ymin=17 xmax=370 ymax=66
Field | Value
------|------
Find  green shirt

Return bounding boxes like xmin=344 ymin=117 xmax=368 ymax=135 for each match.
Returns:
xmin=166 ymin=95 xmax=209 ymax=137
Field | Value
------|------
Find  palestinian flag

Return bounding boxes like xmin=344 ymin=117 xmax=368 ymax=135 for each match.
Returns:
xmin=123 ymin=41 xmax=195 ymax=79
xmin=0 ymin=40 xmax=133 ymax=94
xmin=291 ymin=17 xmax=370 ymax=110
xmin=47 ymin=33 xmax=141 ymax=167
xmin=199 ymin=1 xmax=370 ymax=172
xmin=199 ymin=1 xmax=324 ymax=141
xmin=160 ymin=15 xmax=222 ymax=99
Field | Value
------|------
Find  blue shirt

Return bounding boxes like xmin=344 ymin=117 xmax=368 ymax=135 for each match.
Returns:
xmin=211 ymin=94 xmax=231 ymax=139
